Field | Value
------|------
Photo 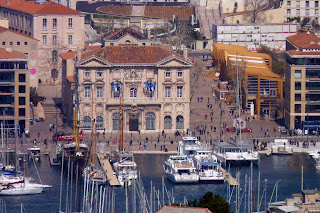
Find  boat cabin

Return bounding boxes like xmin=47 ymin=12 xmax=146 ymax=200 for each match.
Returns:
xmin=215 ymin=142 xmax=254 ymax=154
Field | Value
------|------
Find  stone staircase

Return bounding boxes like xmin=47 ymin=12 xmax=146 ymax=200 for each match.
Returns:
xmin=196 ymin=0 xmax=223 ymax=39
xmin=42 ymin=103 xmax=57 ymax=115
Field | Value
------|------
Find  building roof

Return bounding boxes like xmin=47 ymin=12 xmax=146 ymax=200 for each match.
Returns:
xmin=156 ymin=206 xmax=212 ymax=213
xmin=144 ymin=6 xmax=194 ymax=20
xmin=213 ymin=43 xmax=280 ymax=79
xmin=61 ymin=45 xmax=188 ymax=65
xmin=103 ymin=27 xmax=149 ymax=41
xmin=0 ymin=0 xmax=82 ymax=15
xmin=91 ymin=45 xmax=184 ymax=64
xmin=0 ymin=48 xmax=26 ymax=59
xmin=60 ymin=45 xmax=101 ymax=60
xmin=0 ymin=26 xmax=38 ymax=40
xmin=287 ymin=32 xmax=320 ymax=50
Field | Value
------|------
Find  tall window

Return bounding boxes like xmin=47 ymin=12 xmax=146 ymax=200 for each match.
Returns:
xmin=84 ymin=116 xmax=91 ymax=129
xmin=53 ymin=18 xmax=57 ymax=30
xmin=85 ymin=86 xmax=91 ymax=98
xmin=42 ymin=35 xmax=47 ymax=45
xmin=52 ymin=50 xmax=58 ymax=63
xmin=306 ymin=1 xmax=309 ymax=7
xmin=178 ymin=72 xmax=183 ymax=77
xmin=296 ymin=9 xmax=300 ymax=15
xmin=176 ymin=115 xmax=184 ymax=129
xmin=42 ymin=18 xmax=47 ymax=30
xmin=165 ymin=72 xmax=171 ymax=78
xmin=164 ymin=116 xmax=172 ymax=129
xmin=68 ymin=18 xmax=73 ymax=28
xmin=296 ymin=1 xmax=300 ymax=7
xmin=287 ymin=9 xmax=291 ymax=15
xmin=97 ymin=87 xmax=102 ymax=98
xmin=316 ymin=9 xmax=319 ymax=15
xmin=316 ymin=1 xmax=319 ymax=7
xmin=51 ymin=69 xmax=58 ymax=80
xmin=112 ymin=113 xmax=120 ymax=130
xmin=130 ymin=88 xmax=137 ymax=98
xmin=96 ymin=116 xmax=103 ymax=130
xmin=68 ymin=35 xmax=73 ymax=45
xmin=165 ymin=87 xmax=171 ymax=98
xmin=306 ymin=9 xmax=309 ymax=16
xmin=177 ymin=86 xmax=183 ymax=98
xmin=53 ymin=35 xmax=57 ymax=45
xmin=145 ymin=112 xmax=156 ymax=130
xmin=287 ymin=1 xmax=291 ymax=6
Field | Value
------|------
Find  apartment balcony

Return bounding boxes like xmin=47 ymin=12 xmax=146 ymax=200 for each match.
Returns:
xmin=260 ymin=94 xmax=281 ymax=100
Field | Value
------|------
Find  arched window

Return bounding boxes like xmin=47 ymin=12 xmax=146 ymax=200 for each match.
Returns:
xmin=130 ymin=88 xmax=137 ymax=98
xmin=125 ymin=40 xmax=131 ymax=44
xmin=96 ymin=116 xmax=103 ymax=130
xmin=146 ymin=112 xmax=155 ymax=130
xmin=52 ymin=50 xmax=58 ymax=63
xmin=164 ymin=116 xmax=172 ymax=129
xmin=51 ymin=69 xmax=58 ymax=80
xmin=84 ymin=116 xmax=91 ymax=129
xmin=112 ymin=113 xmax=120 ymax=130
xmin=176 ymin=115 xmax=184 ymax=129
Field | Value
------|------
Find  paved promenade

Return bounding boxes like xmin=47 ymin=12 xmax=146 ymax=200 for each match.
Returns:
xmin=25 ymin=51 xmax=320 ymax=158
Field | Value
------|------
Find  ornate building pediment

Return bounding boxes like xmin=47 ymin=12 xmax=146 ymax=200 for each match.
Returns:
xmin=156 ymin=56 xmax=192 ymax=68
xmin=79 ymin=56 xmax=112 ymax=68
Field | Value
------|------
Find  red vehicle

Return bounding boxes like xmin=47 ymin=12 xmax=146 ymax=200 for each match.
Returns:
xmin=52 ymin=130 xmax=83 ymax=141
xmin=226 ymin=127 xmax=252 ymax=133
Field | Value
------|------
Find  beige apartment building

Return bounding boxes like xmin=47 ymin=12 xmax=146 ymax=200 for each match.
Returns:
xmin=0 ymin=26 xmax=38 ymax=87
xmin=61 ymin=28 xmax=192 ymax=133
xmin=285 ymin=32 xmax=320 ymax=131
xmin=0 ymin=48 xmax=30 ymax=133
xmin=283 ymin=0 xmax=320 ymax=24
xmin=0 ymin=0 xmax=85 ymax=86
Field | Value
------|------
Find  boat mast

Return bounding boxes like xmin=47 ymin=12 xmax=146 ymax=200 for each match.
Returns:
xmin=74 ymin=47 xmax=81 ymax=152
xmin=91 ymin=85 xmax=97 ymax=168
xmin=119 ymin=80 xmax=124 ymax=152
xmin=235 ymin=53 xmax=239 ymax=144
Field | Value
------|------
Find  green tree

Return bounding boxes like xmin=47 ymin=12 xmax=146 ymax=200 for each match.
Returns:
xmin=272 ymin=61 xmax=285 ymax=75
xmin=188 ymin=192 xmax=231 ymax=213
xmin=30 ymin=87 xmax=39 ymax=105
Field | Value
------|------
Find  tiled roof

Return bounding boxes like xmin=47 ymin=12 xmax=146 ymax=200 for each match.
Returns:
xmin=89 ymin=45 xmax=184 ymax=64
xmin=103 ymin=27 xmax=149 ymax=41
xmin=96 ymin=5 xmax=132 ymax=16
xmin=61 ymin=45 xmax=188 ymax=65
xmin=66 ymin=75 xmax=74 ymax=83
xmin=156 ymin=206 xmax=212 ymax=213
xmin=60 ymin=45 xmax=101 ymax=60
xmin=144 ymin=6 xmax=194 ymax=20
xmin=0 ymin=48 xmax=26 ymax=59
xmin=287 ymin=32 xmax=320 ymax=49
xmin=0 ymin=0 xmax=82 ymax=15
xmin=0 ymin=26 xmax=38 ymax=40
xmin=288 ymin=49 xmax=320 ymax=56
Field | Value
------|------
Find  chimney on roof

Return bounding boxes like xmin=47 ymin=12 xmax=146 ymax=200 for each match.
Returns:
xmin=183 ymin=47 xmax=188 ymax=60
xmin=5 ymin=0 xmax=9 ymax=5
xmin=76 ymin=46 xmax=81 ymax=64
xmin=5 ymin=47 xmax=12 ymax=52
xmin=307 ymin=31 xmax=310 ymax=35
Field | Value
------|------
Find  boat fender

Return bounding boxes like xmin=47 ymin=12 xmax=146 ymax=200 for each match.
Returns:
xmin=178 ymin=165 xmax=181 ymax=168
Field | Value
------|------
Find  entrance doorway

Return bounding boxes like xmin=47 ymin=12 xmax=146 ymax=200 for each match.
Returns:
xmin=129 ymin=114 xmax=139 ymax=131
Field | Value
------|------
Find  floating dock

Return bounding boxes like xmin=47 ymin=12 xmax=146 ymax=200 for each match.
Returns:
xmin=49 ymin=151 xmax=60 ymax=166
xmin=220 ymin=167 xmax=239 ymax=186
xmin=97 ymin=153 xmax=120 ymax=186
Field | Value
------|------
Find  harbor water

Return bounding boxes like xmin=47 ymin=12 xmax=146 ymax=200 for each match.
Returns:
xmin=2 ymin=153 xmax=320 ymax=213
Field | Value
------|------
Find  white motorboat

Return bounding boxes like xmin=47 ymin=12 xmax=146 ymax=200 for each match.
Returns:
xmin=194 ymin=149 xmax=224 ymax=182
xmin=28 ymin=146 xmax=41 ymax=161
xmin=271 ymin=139 xmax=293 ymax=155
xmin=213 ymin=142 xmax=260 ymax=165
xmin=113 ymin=153 xmax=137 ymax=186
xmin=163 ymin=155 xmax=199 ymax=183
xmin=178 ymin=136 xmax=203 ymax=157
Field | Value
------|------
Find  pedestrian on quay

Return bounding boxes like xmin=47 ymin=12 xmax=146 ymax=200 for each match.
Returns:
xmin=205 ymin=114 xmax=207 ymax=120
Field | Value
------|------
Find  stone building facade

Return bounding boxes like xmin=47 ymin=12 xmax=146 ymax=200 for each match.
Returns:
xmin=61 ymin=42 xmax=192 ymax=133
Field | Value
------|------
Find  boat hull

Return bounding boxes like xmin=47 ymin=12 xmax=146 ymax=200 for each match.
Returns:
xmin=0 ymin=187 xmax=43 ymax=195
xmin=166 ymin=173 xmax=199 ymax=183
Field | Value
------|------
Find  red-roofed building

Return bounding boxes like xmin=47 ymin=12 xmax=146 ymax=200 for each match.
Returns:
xmin=285 ymin=32 xmax=320 ymax=130
xmin=61 ymin=44 xmax=192 ymax=133
xmin=0 ymin=0 xmax=85 ymax=86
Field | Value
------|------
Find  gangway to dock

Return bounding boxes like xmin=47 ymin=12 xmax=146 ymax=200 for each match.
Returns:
xmin=97 ymin=153 xmax=120 ymax=186
xmin=220 ymin=167 xmax=239 ymax=186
